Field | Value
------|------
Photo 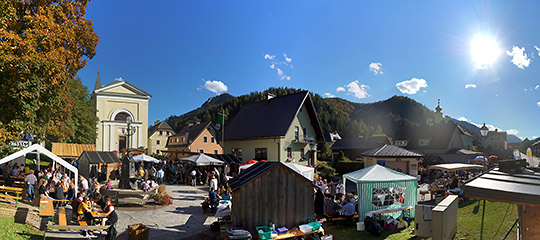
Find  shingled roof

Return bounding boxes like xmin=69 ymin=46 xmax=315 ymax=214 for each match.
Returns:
xmin=148 ymin=121 xmax=174 ymax=136
xmin=362 ymin=144 xmax=422 ymax=157
xmin=228 ymin=161 xmax=313 ymax=191
xmin=394 ymin=121 xmax=473 ymax=151
xmin=224 ymin=91 xmax=324 ymax=141
xmin=167 ymin=121 xmax=215 ymax=147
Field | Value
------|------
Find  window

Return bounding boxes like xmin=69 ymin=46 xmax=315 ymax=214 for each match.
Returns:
xmin=300 ymin=148 xmax=305 ymax=160
xmin=156 ymin=140 xmax=160 ymax=145
xmin=182 ymin=136 xmax=185 ymax=142
xmin=159 ymin=131 xmax=163 ymax=136
xmin=203 ymin=136 xmax=208 ymax=143
xmin=166 ymin=131 xmax=170 ymax=135
xmin=287 ymin=148 xmax=292 ymax=159
xmin=211 ymin=136 xmax=215 ymax=143
xmin=294 ymin=126 xmax=299 ymax=141
xmin=232 ymin=148 xmax=242 ymax=159
xmin=419 ymin=139 xmax=429 ymax=146
xmin=114 ymin=112 xmax=130 ymax=121
xmin=199 ymin=149 xmax=204 ymax=153
xmin=372 ymin=187 xmax=406 ymax=207
xmin=214 ymin=149 xmax=219 ymax=154
xmin=175 ymin=138 xmax=178 ymax=143
xmin=395 ymin=140 xmax=408 ymax=147
xmin=255 ymin=148 xmax=267 ymax=160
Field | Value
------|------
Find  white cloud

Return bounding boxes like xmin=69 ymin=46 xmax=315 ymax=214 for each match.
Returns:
xmin=507 ymin=129 xmax=519 ymax=135
xmin=396 ymin=78 xmax=428 ymax=94
xmin=535 ymin=46 xmax=540 ymax=55
xmin=323 ymin=93 xmax=335 ymax=98
xmin=276 ymin=68 xmax=283 ymax=76
xmin=369 ymin=62 xmax=383 ymax=75
xmin=457 ymin=117 xmax=469 ymax=122
xmin=506 ymin=46 xmax=531 ymax=69
xmin=535 ymin=85 xmax=539 ymax=90
xmin=346 ymin=80 xmax=370 ymax=99
xmin=537 ymin=101 xmax=540 ymax=107
xmin=284 ymin=53 xmax=292 ymax=63
xmin=264 ymin=54 xmax=275 ymax=60
xmin=269 ymin=64 xmax=275 ymax=69
xmin=336 ymin=87 xmax=346 ymax=92
xmin=465 ymin=84 xmax=477 ymax=89
xmin=203 ymin=80 xmax=228 ymax=94
xmin=115 ymin=77 xmax=124 ymax=81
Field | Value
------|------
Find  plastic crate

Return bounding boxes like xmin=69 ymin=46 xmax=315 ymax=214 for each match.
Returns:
xmin=308 ymin=222 xmax=322 ymax=231
xmin=256 ymin=226 xmax=272 ymax=240
xmin=299 ymin=224 xmax=312 ymax=233
xmin=277 ymin=227 xmax=288 ymax=234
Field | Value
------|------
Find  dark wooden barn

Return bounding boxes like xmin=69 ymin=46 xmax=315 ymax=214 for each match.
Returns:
xmin=228 ymin=161 xmax=315 ymax=231
xmin=78 ymin=151 xmax=120 ymax=180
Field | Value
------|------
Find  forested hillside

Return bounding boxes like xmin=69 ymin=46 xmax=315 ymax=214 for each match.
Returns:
xmin=164 ymin=87 xmax=439 ymax=140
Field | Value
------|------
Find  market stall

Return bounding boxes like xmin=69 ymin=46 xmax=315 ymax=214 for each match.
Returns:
xmin=78 ymin=151 xmax=120 ymax=180
xmin=343 ymin=164 xmax=417 ymax=219
xmin=239 ymin=162 xmax=314 ymax=181
xmin=179 ymin=153 xmax=224 ymax=166
xmin=429 ymin=163 xmax=485 ymax=172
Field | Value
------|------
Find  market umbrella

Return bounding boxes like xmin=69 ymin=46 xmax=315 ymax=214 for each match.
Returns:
xmin=242 ymin=160 xmax=258 ymax=165
xmin=179 ymin=153 xmax=224 ymax=166
xmin=132 ymin=154 xmax=161 ymax=163
xmin=488 ymin=155 xmax=498 ymax=159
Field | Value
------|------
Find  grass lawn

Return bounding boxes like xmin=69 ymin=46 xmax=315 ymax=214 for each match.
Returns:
xmin=0 ymin=216 xmax=42 ymax=240
xmin=326 ymin=200 xmax=518 ymax=239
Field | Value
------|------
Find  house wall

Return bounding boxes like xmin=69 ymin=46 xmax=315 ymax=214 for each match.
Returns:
xmin=189 ymin=128 xmax=223 ymax=155
xmin=95 ymin=85 xmax=149 ymax=152
xmin=231 ymin=166 xmax=315 ymax=232
xmin=225 ymin=138 xmax=278 ymax=163
xmin=279 ymin=105 xmax=318 ymax=166
xmin=364 ymin=157 xmax=418 ymax=176
xmin=147 ymin=129 xmax=174 ymax=155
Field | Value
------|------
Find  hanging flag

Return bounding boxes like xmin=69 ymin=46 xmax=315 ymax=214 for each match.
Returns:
xmin=215 ymin=112 xmax=224 ymax=143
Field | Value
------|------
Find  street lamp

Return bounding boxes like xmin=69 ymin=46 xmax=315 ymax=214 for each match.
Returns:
xmin=479 ymin=122 xmax=489 ymax=240
xmin=122 ymin=116 xmax=137 ymax=153
xmin=480 ymin=123 xmax=489 ymax=137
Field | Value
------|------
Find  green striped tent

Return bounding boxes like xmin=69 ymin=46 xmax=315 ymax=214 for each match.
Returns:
xmin=343 ymin=164 xmax=417 ymax=220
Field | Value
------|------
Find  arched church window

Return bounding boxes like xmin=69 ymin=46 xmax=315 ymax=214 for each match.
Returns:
xmin=114 ymin=112 xmax=130 ymax=121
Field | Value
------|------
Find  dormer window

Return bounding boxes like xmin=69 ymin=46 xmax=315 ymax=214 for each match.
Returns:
xmin=419 ymin=139 xmax=429 ymax=146
xmin=395 ymin=140 xmax=408 ymax=147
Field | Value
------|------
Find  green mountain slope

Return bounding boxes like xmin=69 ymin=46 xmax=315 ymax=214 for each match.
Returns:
xmin=165 ymin=88 xmax=438 ymax=141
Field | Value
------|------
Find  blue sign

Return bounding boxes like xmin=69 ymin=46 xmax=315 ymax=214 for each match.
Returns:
xmin=513 ymin=149 xmax=521 ymax=160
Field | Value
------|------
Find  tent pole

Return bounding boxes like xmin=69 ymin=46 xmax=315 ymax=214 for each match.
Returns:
xmin=480 ymin=200 xmax=486 ymax=240
xmin=37 ymin=151 xmax=40 ymax=171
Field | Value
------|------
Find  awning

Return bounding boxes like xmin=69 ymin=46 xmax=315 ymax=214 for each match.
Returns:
xmin=179 ymin=153 xmax=224 ymax=166
xmin=429 ymin=163 xmax=485 ymax=171
xmin=132 ymin=154 xmax=161 ymax=163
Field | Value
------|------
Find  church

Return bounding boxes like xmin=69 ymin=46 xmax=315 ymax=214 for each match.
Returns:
xmin=93 ymin=72 xmax=152 ymax=152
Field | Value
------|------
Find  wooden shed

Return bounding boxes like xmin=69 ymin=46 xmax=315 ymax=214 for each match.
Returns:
xmin=51 ymin=142 xmax=95 ymax=159
xmin=78 ymin=151 xmax=120 ymax=180
xmin=228 ymin=161 xmax=315 ymax=231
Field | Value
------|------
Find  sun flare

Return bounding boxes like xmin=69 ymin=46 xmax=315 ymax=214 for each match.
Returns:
xmin=471 ymin=35 xmax=501 ymax=69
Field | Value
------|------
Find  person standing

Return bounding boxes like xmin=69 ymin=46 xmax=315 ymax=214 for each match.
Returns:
xmin=156 ymin=168 xmax=164 ymax=185
xmin=24 ymin=170 xmax=37 ymax=202
xmin=191 ymin=169 xmax=197 ymax=186
xmin=103 ymin=196 xmax=118 ymax=240
xmin=209 ymin=175 xmax=218 ymax=192
xmin=314 ymin=188 xmax=325 ymax=218
xmin=335 ymin=180 xmax=345 ymax=196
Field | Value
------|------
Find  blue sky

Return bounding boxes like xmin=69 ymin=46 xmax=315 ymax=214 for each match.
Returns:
xmin=77 ymin=0 xmax=540 ymax=140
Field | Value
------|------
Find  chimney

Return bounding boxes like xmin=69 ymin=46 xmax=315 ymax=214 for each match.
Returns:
xmin=267 ymin=93 xmax=275 ymax=100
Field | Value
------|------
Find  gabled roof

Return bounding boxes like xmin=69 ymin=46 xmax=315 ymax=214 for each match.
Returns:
xmin=208 ymin=154 xmax=242 ymax=164
xmin=395 ymin=122 xmax=466 ymax=151
xmin=78 ymin=151 xmax=120 ymax=164
xmin=343 ymin=164 xmax=417 ymax=183
xmin=362 ymin=144 xmax=422 ymax=157
xmin=229 ymin=161 xmax=313 ymax=191
xmin=94 ymin=80 xmax=152 ymax=98
xmin=167 ymin=121 xmax=215 ymax=147
xmin=224 ymin=91 xmax=324 ymax=141
xmin=331 ymin=136 xmax=390 ymax=151
xmin=148 ymin=121 xmax=174 ymax=136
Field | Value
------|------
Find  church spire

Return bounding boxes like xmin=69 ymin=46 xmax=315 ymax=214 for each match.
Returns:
xmin=94 ymin=67 xmax=102 ymax=91
xmin=435 ymin=99 xmax=442 ymax=113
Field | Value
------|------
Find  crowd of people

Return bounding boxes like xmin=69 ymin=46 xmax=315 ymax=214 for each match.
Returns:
xmin=314 ymin=176 xmax=358 ymax=223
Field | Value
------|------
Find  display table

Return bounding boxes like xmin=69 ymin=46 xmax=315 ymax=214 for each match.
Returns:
xmin=365 ymin=205 xmax=413 ymax=220
xmin=215 ymin=200 xmax=232 ymax=218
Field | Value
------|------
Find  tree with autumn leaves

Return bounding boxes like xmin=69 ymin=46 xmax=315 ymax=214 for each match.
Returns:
xmin=0 ymin=0 xmax=99 ymax=146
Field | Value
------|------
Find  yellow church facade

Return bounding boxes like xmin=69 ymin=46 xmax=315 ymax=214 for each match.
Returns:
xmin=93 ymin=74 xmax=152 ymax=152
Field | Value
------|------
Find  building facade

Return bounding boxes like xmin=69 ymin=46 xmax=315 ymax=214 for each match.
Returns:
xmin=166 ymin=121 xmax=223 ymax=159
xmin=147 ymin=121 xmax=175 ymax=155
xmin=93 ymin=73 xmax=151 ymax=152
xmin=484 ymin=129 xmax=507 ymax=151
xmin=224 ymin=91 xmax=324 ymax=166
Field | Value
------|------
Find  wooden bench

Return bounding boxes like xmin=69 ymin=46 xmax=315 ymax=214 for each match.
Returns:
xmin=53 ymin=199 xmax=71 ymax=208
xmin=103 ymin=189 xmax=155 ymax=206
xmin=44 ymin=224 xmax=110 ymax=239
xmin=58 ymin=207 xmax=67 ymax=226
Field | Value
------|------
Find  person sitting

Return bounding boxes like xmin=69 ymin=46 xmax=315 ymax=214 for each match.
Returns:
xmin=324 ymin=194 xmax=341 ymax=218
xmin=221 ymin=189 xmax=231 ymax=200
xmin=208 ymin=188 xmax=219 ymax=212
xmin=66 ymin=182 xmax=76 ymax=200
xmin=342 ymin=198 xmax=356 ymax=224
xmin=39 ymin=180 xmax=52 ymax=199
xmin=103 ymin=196 xmax=118 ymax=240
xmin=78 ymin=197 xmax=94 ymax=224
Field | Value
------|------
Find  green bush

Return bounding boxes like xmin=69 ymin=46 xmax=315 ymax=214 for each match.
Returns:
xmin=316 ymin=163 xmax=336 ymax=179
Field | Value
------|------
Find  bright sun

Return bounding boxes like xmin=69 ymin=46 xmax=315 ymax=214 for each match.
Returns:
xmin=471 ymin=35 xmax=501 ymax=69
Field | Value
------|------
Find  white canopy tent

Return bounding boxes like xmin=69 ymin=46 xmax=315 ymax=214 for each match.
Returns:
xmin=429 ymin=163 xmax=485 ymax=172
xmin=239 ymin=162 xmax=314 ymax=181
xmin=0 ymin=144 xmax=78 ymax=194
xmin=179 ymin=153 xmax=224 ymax=166
xmin=132 ymin=154 xmax=161 ymax=163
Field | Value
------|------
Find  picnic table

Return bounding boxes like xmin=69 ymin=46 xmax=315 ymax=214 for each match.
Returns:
xmin=365 ymin=205 xmax=413 ymax=220
xmin=0 ymin=186 xmax=24 ymax=206
xmin=39 ymin=199 xmax=54 ymax=226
